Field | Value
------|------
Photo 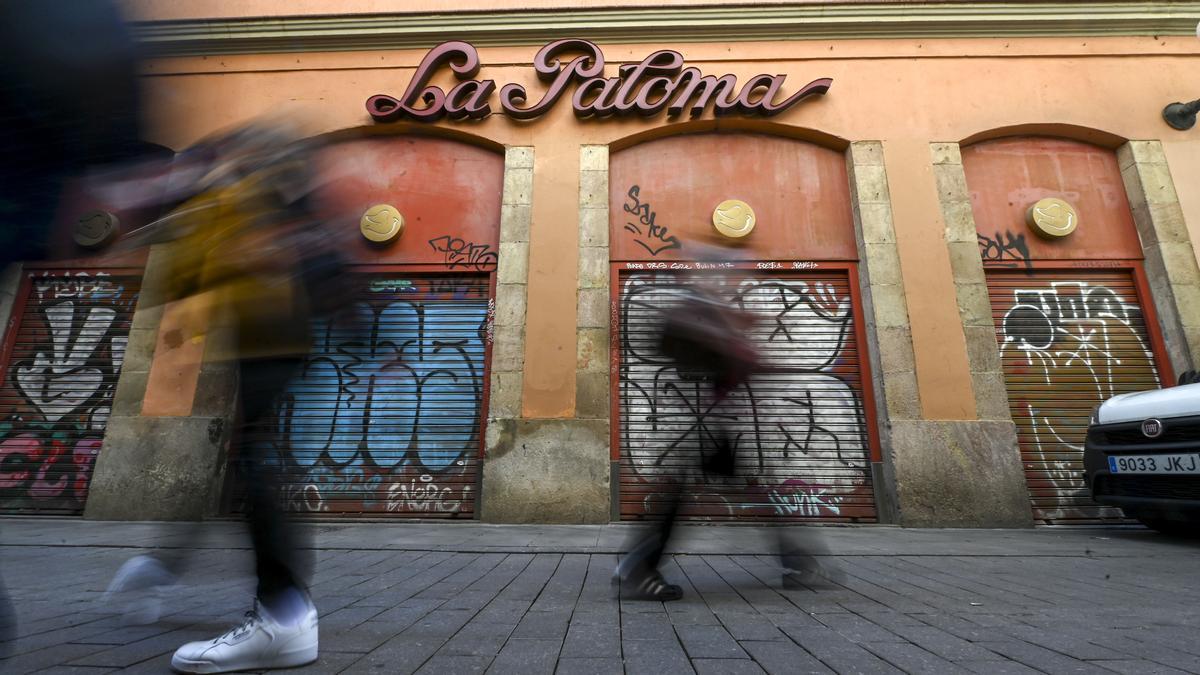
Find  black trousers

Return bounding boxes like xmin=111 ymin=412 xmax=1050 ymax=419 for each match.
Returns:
xmin=237 ymin=357 xmax=306 ymax=603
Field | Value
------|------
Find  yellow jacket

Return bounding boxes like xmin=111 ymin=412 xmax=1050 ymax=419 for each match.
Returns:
xmin=161 ymin=176 xmax=312 ymax=361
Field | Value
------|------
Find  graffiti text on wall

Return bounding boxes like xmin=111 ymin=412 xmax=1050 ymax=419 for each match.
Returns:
xmin=428 ymin=236 xmax=498 ymax=271
xmin=619 ymin=273 xmax=873 ymax=520
xmin=979 ymin=230 xmax=1032 ymax=271
xmin=997 ymin=278 xmax=1159 ymax=522
xmin=0 ymin=272 xmax=138 ymax=512
xmin=624 ymin=186 xmax=681 ymax=257
xmin=257 ymin=278 xmax=487 ymax=516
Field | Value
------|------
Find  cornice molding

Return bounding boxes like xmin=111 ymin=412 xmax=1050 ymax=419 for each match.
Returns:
xmin=132 ymin=2 xmax=1200 ymax=57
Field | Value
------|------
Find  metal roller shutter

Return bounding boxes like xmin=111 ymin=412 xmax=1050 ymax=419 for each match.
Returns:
xmin=618 ymin=271 xmax=876 ymax=522
xmin=0 ymin=269 xmax=141 ymax=514
xmin=242 ymin=274 xmax=489 ymax=517
xmin=987 ymin=269 xmax=1163 ymax=524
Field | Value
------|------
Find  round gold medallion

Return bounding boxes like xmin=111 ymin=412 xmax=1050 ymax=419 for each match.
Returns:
xmin=1026 ymin=198 xmax=1078 ymax=239
xmin=712 ymin=199 xmax=756 ymax=238
xmin=74 ymin=210 xmax=120 ymax=249
xmin=360 ymin=204 xmax=404 ymax=244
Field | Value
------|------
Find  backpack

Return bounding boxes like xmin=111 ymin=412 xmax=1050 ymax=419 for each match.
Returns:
xmin=658 ymin=286 xmax=758 ymax=394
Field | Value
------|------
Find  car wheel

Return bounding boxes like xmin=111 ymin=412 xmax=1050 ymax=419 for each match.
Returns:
xmin=1137 ymin=517 xmax=1198 ymax=537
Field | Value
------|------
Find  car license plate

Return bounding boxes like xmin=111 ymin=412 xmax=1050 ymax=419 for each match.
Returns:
xmin=1108 ymin=454 xmax=1200 ymax=474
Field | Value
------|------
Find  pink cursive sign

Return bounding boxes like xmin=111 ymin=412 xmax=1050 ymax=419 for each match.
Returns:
xmin=367 ymin=39 xmax=832 ymax=123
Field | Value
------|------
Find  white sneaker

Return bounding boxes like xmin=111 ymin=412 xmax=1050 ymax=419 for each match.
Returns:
xmin=171 ymin=600 xmax=318 ymax=674
xmin=103 ymin=555 xmax=177 ymax=625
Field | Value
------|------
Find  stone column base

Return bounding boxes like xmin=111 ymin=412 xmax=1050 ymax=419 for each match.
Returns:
xmin=482 ymin=418 xmax=610 ymax=523
xmin=889 ymin=420 xmax=1032 ymax=528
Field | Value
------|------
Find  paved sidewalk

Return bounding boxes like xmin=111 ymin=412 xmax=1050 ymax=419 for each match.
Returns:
xmin=2 ymin=519 xmax=1200 ymax=674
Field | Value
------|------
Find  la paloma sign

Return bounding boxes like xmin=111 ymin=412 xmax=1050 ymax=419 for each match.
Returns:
xmin=367 ymin=39 xmax=832 ymax=123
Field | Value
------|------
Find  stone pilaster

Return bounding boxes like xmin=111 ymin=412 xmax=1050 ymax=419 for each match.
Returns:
xmin=576 ymin=146 xmax=610 ymax=421
xmin=481 ymin=145 xmax=611 ymax=523
xmin=488 ymin=147 xmax=534 ymax=421
xmin=847 ymin=141 xmax=912 ymax=524
xmin=85 ymin=244 xmax=233 ymax=520
xmin=1119 ymin=141 xmax=1200 ymax=379
xmin=931 ymin=143 xmax=1012 ymax=421
xmin=847 ymin=141 xmax=1031 ymax=528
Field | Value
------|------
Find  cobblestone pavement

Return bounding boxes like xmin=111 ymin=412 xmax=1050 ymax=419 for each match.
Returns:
xmin=2 ymin=520 xmax=1200 ymax=673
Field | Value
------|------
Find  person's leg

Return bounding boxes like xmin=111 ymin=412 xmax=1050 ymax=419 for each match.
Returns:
xmin=237 ymin=357 xmax=308 ymax=612
xmin=104 ymin=513 xmax=210 ymax=624
xmin=777 ymin=525 xmax=843 ymax=589
xmin=172 ymin=356 xmax=318 ymax=674
xmin=615 ymin=479 xmax=684 ymax=601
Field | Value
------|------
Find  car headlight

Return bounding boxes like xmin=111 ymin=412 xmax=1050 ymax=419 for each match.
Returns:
xmin=1089 ymin=405 xmax=1101 ymax=426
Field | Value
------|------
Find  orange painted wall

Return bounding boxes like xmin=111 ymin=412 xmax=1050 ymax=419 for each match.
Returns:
xmin=609 ymin=134 xmax=855 ymax=262
xmin=962 ymin=138 xmax=1142 ymax=262
xmin=313 ymin=136 xmax=505 ymax=265
xmin=131 ymin=34 xmax=1200 ymax=421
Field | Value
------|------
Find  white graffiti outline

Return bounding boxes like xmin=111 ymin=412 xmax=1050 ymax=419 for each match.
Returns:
xmin=620 ymin=273 xmax=870 ymax=518
xmin=1000 ymin=280 xmax=1159 ymax=508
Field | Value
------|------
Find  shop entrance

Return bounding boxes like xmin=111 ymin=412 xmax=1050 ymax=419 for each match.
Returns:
xmin=616 ymin=267 xmax=878 ymax=521
xmin=608 ymin=132 xmax=882 ymax=522
xmin=0 ymin=268 xmax=141 ymax=514
xmin=242 ymin=273 xmax=489 ymax=517
xmin=224 ymin=134 xmax=504 ymax=519
xmin=987 ymin=268 xmax=1163 ymax=523
xmin=963 ymin=137 xmax=1173 ymax=524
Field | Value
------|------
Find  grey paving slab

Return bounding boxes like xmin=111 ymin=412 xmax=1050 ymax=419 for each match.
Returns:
xmin=676 ymin=624 xmax=748 ymax=660
xmin=623 ymin=639 xmax=695 ymax=675
xmin=4 ymin=521 xmax=1200 ymax=674
xmin=561 ymin=621 xmax=621 ymax=659
xmin=959 ymin=659 xmax=1043 ymax=674
xmin=861 ymin=641 xmax=970 ymax=674
xmin=1095 ymin=661 xmax=1192 ymax=675
xmin=691 ymin=658 xmax=768 ymax=674
xmin=416 ymin=654 xmax=492 ymax=674
xmin=783 ymin=625 xmax=905 ymax=674
xmin=554 ymin=657 xmax=624 ymax=675
xmin=488 ymin=637 xmax=560 ymax=675
xmin=973 ymin=640 xmax=1117 ymax=674
xmin=739 ymin=639 xmax=832 ymax=674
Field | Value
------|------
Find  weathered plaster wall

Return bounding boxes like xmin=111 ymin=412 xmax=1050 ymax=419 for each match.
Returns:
xmin=86 ymin=246 xmax=236 ymax=520
xmin=136 ymin=39 xmax=1200 ymax=424
xmin=99 ymin=33 xmax=1200 ymax=524
xmin=850 ymin=142 xmax=1030 ymax=527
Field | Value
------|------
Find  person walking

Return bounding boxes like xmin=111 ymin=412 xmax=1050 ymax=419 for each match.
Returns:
xmin=0 ymin=0 xmax=146 ymax=655
xmin=614 ymin=261 xmax=841 ymax=600
xmin=102 ymin=124 xmax=350 ymax=673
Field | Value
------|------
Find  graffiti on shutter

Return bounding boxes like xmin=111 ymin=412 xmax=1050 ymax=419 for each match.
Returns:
xmin=0 ymin=270 xmax=140 ymax=514
xmin=245 ymin=275 xmax=489 ymax=516
xmin=989 ymin=271 xmax=1162 ymax=524
xmin=619 ymin=272 xmax=876 ymax=521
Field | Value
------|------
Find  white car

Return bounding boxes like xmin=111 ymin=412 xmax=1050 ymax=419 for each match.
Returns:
xmin=1084 ymin=372 xmax=1200 ymax=534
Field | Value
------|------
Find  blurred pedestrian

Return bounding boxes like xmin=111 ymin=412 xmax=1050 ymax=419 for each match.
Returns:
xmin=614 ymin=248 xmax=841 ymax=600
xmin=0 ymin=0 xmax=145 ymax=655
xmin=102 ymin=122 xmax=351 ymax=673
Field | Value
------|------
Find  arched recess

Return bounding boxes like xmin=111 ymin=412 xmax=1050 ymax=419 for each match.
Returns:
xmin=311 ymin=131 xmax=504 ymax=265
xmin=227 ymin=131 xmax=506 ymax=519
xmin=608 ymin=119 xmax=850 ymax=154
xmin=960 ymin=124 xmax=1127 ymax=151
xmin=607 ymin=129 xmax=883 ymax=523
xmin=318 ymin=123 xmax=506 ymax=155
xmin=960 ymin=135 xmax=1173 ymax=525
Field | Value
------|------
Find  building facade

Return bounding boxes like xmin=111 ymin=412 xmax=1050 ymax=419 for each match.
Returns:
xmin=1 ymin=0 xmax=1198 ymax=527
